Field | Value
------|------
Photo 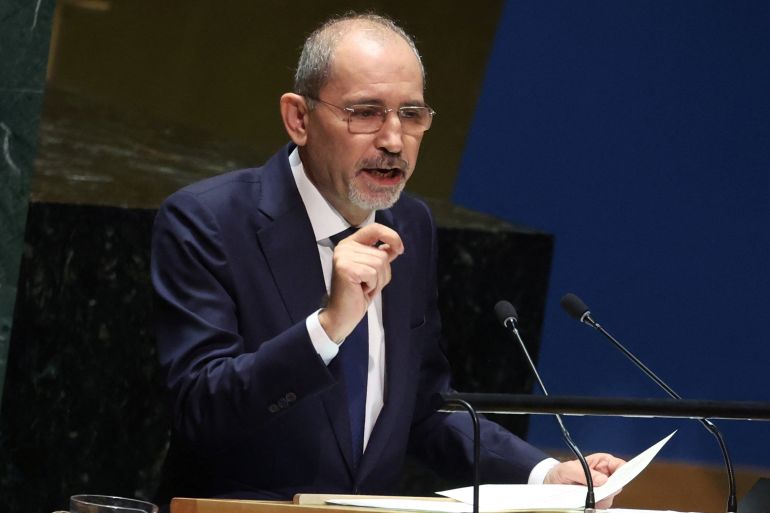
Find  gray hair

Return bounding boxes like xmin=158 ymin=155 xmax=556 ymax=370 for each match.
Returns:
xmin=294 ymin=12 xmax=426 ymax=103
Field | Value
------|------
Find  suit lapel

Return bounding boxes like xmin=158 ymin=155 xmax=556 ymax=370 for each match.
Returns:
xmin=257 ymin=209 xmax=327 ymax=322
xmin=256 ymin=145 xmax=327 ymax=323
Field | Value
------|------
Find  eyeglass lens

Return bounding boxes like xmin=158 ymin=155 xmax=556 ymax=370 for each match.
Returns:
xmin=347 ymin=105 xmax=433 ymax=134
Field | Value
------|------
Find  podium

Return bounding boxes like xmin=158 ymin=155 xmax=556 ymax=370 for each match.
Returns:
xmin=171 ymin=498 xmax=336 ymax=513
xmin=171 ymin=496 xmax=467 ymax=513
xmin=169 ymin=395 xmax=770 ymax=513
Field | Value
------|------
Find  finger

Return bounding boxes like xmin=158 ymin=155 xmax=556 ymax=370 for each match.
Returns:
xmin=348 ymin=223 xmax=404 ymax=256
xmin=337 ymin=239 xmax=398 ymax=267
xmin=339 ymin=251 xmax=391 ymax=288
xmin=336 ymin=243 xmax=394 ymax=292
xmin=563 ymin=466 xmax=608 ymax=487
xmin=591 ymin=458 xmax=610 ymax=476
xmin=379 ymin=243 xmax=402 ymax=263
xmin=587 ymin=453 xmax=626 ymax=475
xmin=339 ymin=243 xmax=393 ymax=261
xmin=590 ymin=469 xmax=609 ymax=487
xmin=374 ymin=243 xmax=401 ymax=263
xmin=364 ymin=257 xmax=392 ymax=299
xmin=605 ymin=456 xmax=626 ymax=474
xmin=354 ymin=260 xmax=391 ymax=298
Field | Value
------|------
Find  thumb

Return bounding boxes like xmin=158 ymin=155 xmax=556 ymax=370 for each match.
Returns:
xmin=350 ymin=223 xmax=404 ymax=255
xmin=590 ymin=469 xmax=609 ymax=486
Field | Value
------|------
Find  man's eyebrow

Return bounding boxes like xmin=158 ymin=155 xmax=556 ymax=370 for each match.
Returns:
xmin=344 ymin=97 xmax=385 ymax=105
xmin=347 ymin=97 xmax=427 ymax=107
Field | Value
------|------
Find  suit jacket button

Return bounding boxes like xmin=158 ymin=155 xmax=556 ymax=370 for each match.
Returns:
xmin=268 ymin=404 xmax=280 ymax=413
xmin=286 ymin=392 xmax=297 ymax=402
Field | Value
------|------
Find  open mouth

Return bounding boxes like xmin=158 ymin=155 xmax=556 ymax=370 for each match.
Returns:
xmin=361 ymin=167 xmax=404 ymax=184
xmin=363 ymin=167 xmax=402 ymax=178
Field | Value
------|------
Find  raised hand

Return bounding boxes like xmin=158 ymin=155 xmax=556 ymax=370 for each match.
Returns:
xmin=319 ymin=223 xmax=404 ymax=342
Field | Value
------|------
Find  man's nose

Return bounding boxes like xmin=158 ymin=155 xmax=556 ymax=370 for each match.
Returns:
xmin=374 ymin=111 xmax=404 ymax=154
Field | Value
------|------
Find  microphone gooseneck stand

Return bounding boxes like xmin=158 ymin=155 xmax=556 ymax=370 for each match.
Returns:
xmin=494 ymin=301 xmax=596 ymax=512
xmin=560 ymin=292 xmax=738 ymax=513
xmin=441 ymin=398 xmax=480 ymax=513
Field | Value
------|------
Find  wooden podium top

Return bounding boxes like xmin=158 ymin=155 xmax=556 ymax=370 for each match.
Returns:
xmin=169 ymin=495 xmax=567 ymax=513
xmin=171 ymin=495 xmax=457 ymax=513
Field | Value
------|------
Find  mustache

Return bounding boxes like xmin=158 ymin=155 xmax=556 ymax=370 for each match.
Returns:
xmin=359 ymin=154 xmax=409 ymax=172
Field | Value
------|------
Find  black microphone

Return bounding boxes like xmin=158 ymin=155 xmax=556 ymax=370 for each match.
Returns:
xmin=560 ymin=292 xmax=738 ymax=513
xmin=494 ymin=300 xmax=596 ymax=511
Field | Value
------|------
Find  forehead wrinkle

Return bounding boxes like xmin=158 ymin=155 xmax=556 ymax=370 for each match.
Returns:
xmin=326 ymin=43 xmax=423 ymax=101
xmin=328 ymin=23 xmax=420 ymax=79
xmin=323 ymin=21 xmax=390 ymax=74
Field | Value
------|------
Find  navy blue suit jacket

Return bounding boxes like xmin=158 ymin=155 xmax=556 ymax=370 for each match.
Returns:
xmin=151 ymin=144 xmax=548 ymax=500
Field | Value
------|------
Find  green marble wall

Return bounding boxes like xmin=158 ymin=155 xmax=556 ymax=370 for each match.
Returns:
xmin=0 ymin=0 xmax=55 ymax=404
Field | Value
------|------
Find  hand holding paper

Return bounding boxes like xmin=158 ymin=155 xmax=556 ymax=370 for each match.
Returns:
xmin=438 ymin=431 xmax=677 ymax=511
xmin=543 ymin=452 xmax=627 ymax=508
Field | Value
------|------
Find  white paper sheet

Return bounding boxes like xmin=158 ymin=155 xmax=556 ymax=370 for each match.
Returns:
xmin=438 ymin=431 xmax=677 ymax=510
xmin=325 ymin=502 xmax=700 ymax=513
xmin=326 ymin=498 xmax=478 ymax=513
xmin=327 ymin=431 xmax=676 ymax=513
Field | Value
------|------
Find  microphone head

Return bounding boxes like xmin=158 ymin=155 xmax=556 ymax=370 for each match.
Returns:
xmin=560 ymin=293 xmax=590 ymax=321
xmin=494 ymin=300 xmax=518 ymax=327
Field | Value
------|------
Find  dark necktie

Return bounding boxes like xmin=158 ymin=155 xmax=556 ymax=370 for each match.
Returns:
xmin=329 ymin=228 xmax=368 ymax=468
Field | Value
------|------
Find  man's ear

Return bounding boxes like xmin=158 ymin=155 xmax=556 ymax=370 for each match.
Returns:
xmin=280 ymin=93 xmax=309 ymax=146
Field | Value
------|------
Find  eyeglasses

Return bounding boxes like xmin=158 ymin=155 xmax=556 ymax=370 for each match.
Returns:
xmin=307 ymin=96 xmax=436 ymax=135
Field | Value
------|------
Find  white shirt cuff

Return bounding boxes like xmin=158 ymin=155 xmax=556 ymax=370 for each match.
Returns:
xmin=528 ymin=457 xmax=560 ymax=484
xmin=306 ymin=309 xmax=339 ymax=365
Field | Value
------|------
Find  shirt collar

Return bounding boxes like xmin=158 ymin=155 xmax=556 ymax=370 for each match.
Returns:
xmin=289 ymin=147 xmax=375 ymax=243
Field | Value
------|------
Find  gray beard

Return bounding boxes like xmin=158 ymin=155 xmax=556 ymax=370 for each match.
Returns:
xmin=348 ymin=178 xmax=406 ymax=211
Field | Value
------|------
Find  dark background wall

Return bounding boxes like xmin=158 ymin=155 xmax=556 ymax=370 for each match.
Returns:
xmin=38 ymin=0 xmax=504 ymax=206
xmin=453 ymin=0 xmax=770 ymax=468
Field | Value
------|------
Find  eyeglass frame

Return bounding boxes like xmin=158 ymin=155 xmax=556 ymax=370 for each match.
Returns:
xmin=304 ymin=95 xmax=436 ymax=134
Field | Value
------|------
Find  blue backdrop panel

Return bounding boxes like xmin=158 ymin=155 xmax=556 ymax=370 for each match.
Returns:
xmin=453 ymin=0 xmax=770 ymax=466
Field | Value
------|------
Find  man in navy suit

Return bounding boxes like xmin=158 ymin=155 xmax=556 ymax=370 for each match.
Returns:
xmin=152 ymin=12 xmax=624 ymax=506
